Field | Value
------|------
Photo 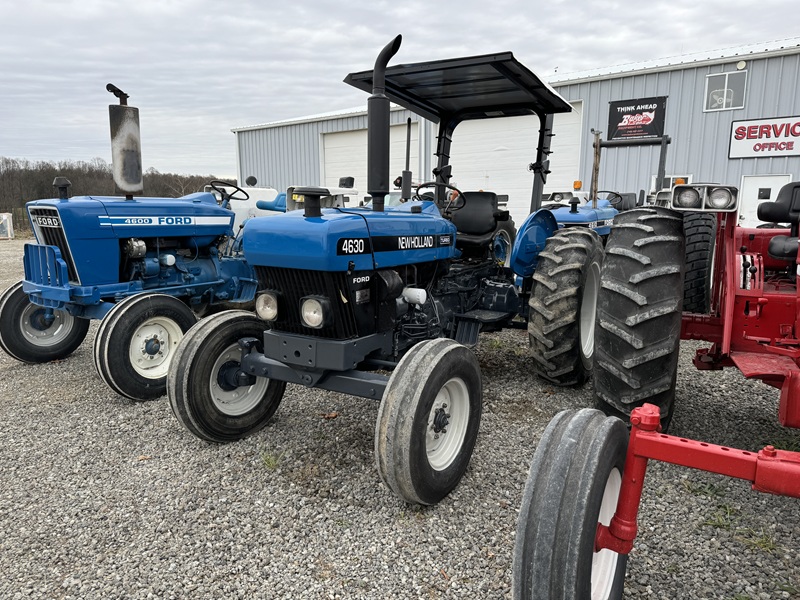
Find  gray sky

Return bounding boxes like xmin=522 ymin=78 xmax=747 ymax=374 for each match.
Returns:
xmin=1 ymin=0 xmax=798 ymax=178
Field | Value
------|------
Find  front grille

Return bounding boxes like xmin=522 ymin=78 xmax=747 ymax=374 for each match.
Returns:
xmin=255 ymin=266 xmax=358 ymax=339
xmin=28 ymin=207 xmax=80 ymax=283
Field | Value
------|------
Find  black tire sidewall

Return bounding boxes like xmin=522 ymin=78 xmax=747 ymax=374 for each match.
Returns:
xmin=101 ymin=295 xmax=197 ymax=400
xmin=182 ymin=315 xmax=285 ymax=441
xmin=0 ymin=281 xmax=89 ymax=363
xmin=572 ymin=418 xmax=628 ymax=598
xmin=407 ymin=345 xmax=482 ymax=505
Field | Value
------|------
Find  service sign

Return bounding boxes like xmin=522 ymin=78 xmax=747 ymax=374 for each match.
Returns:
xmin=607 ymin=96 xmax=667 ymax=140
xmin=729 ymin=116 xmax=800 ymax=158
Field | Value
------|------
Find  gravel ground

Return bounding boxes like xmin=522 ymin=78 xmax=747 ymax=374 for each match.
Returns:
xmin=0 ymin=235 xmax=798 ymax=599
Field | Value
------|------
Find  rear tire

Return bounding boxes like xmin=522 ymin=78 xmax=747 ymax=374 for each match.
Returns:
xmin=94 ymin=294 xmax=197 ymax=401
xmin=492 ymin=218 xmax=517 ymax=267
xmin=683 ymin=212 xmax=716 ymax=313
xmin=529 ymin=227 xmax=604 ymax=386
xmin=168 ymin=310 xmax=286 ymax=442
xmin=0 ymin=281 xmax=89 ymax=363
xmin=512 ymin=408 xmax=628 ymax=600
xmin=375 ymin=338 xmax=482 ymax=505
xmin=593 ymin=207 xmax=685 ymax=429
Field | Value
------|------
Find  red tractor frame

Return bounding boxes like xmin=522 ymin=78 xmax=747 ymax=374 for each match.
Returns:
xmin=513 ymin=182 xmax=800 ymax=599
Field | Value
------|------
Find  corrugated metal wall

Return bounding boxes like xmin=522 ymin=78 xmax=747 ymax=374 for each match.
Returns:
xmin=553 ymin=52 xmax=800 ymax=194
xmin=237 ymin=51 xmax=800 ymax=196
xmin=236 ymin=109 xmax=422 ymax=191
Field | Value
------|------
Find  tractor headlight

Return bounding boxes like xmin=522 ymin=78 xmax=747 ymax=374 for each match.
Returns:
xmin=675 ymin=188 xmax=702 ymax=209
xmin=255 ymin=291 xmax=279 ymax=321
xmin=707 ymin=187 xmax=735 ymax=210
xmin=300 ymin=296 xmax=330 ymax=329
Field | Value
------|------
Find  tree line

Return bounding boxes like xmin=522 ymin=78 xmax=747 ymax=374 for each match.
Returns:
xmin=0 ymin=157 xmax=234 ymax=230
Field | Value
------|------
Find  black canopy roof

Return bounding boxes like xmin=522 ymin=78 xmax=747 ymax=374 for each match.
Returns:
xmin=344 ymin=52 xmax=572 ymax=125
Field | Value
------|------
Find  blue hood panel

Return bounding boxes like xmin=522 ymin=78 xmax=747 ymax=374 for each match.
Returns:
xmin=243 ymin=201 xmax=457 ymax=272
xmin=551 ymin=200 xmax=617 ymax=225
xmin=25 ymin=193 xmax=233 ymax=285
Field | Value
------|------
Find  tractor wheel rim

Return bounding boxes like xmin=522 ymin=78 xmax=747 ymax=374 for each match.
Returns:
xmin=129 ymin=317 xmax=183 ymax=379
xmin=494 ymin=230 xmax=512 ymax=266
xmin=591 ymin=467 xmax=622 ymax=599
xmin=20 ymin=306 xmax=74 ymax=347
xmin=426 ymin=376 xmax=470 ymax=471
xmin=209 ymin=343 xmax=268 ymax=416
xmin=581 ymin=261 xmax=601 ymax=362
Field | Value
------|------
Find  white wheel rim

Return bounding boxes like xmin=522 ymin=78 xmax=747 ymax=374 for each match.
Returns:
xmin=129 ymin=316 xmax=184 ymax=379
xmin=591 ymin=467 xmax=622 ymax=599
xmin=209 ymin=343 xmax=268 ymax=416
xmin=426 ymin=376 xmax=470 ymax=471
xmin=580 ymin=261 xmax=601 ymax=365
xmin=19 ymin=305 xmax=75 ymax=347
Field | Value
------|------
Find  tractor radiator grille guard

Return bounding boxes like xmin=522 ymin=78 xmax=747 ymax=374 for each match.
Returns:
xmin=28 ymin=207 xmax=80 ymax=283
xmin=255 ymin=266 xmax=359 ymax=339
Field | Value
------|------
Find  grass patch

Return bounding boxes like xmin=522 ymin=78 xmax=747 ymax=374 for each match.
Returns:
xmin=261 ymin=450 xmax=286 ymax=470
xmin=770 ymin=436 xmax=800 ymax=452
xmin=682 ymin=479 xmax=724 ymax=498
xmin=702 ymin=503 xmax=738 ymax=529
xmin=735 ymin=528 xmax=778 ymax=554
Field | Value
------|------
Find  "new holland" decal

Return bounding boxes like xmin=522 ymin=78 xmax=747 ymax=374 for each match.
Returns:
xmin=98 ymin=216 xmax=232 ymax=227
xmin=337 ymin=234 xmax=453 ymax=255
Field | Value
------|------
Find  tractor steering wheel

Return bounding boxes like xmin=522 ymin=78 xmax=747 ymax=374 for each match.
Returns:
xmin=414 ymin=182 xmax=467 ymax=212
xmin=209 ymin=180 xmax=250 ymax=204
xmin=596 ymin=190 xmax=623 ymax=205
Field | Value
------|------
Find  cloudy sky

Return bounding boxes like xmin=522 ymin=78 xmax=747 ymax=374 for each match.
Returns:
xmin=1 ymin=0 xmax=798 ymax=178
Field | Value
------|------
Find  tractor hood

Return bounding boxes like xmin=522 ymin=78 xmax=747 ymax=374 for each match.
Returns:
xmin=549 ymin=200 xmax=617 ymax=227
xmin=26 ymin=192 xmax=233 ymax=285
xmin=242 ymin=201 xmax=457 ymax=272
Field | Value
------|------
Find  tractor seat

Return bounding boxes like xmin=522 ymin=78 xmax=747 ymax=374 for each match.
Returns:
xmin=450 ymin=191 xmax=501 ymax=247
xmin=757 ymin=182 xmax=800 ymax=261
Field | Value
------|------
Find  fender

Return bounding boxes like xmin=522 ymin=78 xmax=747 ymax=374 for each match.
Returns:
xmin=510 ymin=208 xmax=559 ymax=277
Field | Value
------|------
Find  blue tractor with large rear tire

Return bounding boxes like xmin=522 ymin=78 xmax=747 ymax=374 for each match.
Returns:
xmin=168 ymin=35 xmax=611 ymax=505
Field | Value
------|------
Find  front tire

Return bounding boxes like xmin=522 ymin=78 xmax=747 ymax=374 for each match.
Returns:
xmin=512 ymin=408 xmax=628 ymax=600
xmin=528 ymin=227 xmax=604 ymax=386
xmin=0 ymin=281 xmax=90 ymax=363
xmin=168 ymin=310 xmax=286 ymax=442
xmin=94 ymin=294 xmax=198 ymax=401
xmin=593 ymin=207 xmax=685 ymax=429
xmin=375 ymin=338 xmax=482 ymax=505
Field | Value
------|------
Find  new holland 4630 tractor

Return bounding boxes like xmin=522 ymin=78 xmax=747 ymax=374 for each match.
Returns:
xmin=0 ymin=86 xmax=261 ymax=401
xmin=513 ymin=182 xmax=800 ymax=599
xmin=167 ymin=35 xmax=614 ymax=505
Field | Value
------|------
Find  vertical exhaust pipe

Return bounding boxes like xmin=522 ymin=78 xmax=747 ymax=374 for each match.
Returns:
xmin=107 ymin=83 xmax=143 ymax=199
xmin=367 ymin=35 xmax=402 ymax=212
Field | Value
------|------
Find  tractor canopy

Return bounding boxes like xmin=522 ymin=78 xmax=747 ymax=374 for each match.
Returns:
xmin=344 ymin=38 xmax=572 ymax=212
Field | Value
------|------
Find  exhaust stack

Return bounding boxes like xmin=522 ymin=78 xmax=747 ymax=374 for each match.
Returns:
xmin=367 ymin=35 xmax=402 ymax=212
xmin=107 ymin=83 xmax=143 ymax=198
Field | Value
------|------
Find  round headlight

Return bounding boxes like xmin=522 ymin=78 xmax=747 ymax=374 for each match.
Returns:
xmin=255 ymin=292 xmax=278 ymax=321
xmin=301 ymin=298 xmax=325 ymax=328
xmin=675 ymin=188 xmax=701 ymax=209
xmin=708 ymin=188 xmax=734 ymax=209
xmin=553 ymin=193 xmax=564 ymax=202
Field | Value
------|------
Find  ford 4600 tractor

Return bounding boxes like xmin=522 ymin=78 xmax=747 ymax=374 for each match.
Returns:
xmin=168 ymin=35 xmax=610 ymax=505
xmin=0 ymin=86 xmax=259 ymax=401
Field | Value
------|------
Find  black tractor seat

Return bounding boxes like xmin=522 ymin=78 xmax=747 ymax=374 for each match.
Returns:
xmin=756 ymin=182 xmax=800 ymax=261
xmin=449 ymin=191 xmax=508 ymax=248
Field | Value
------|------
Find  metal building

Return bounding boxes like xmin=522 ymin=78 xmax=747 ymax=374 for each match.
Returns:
xmin=233 ymin=37 xmax=800 ymax=227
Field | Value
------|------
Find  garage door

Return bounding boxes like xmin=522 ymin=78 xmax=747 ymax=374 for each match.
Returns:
xmin=322 ymin=123 xmax=419 ymax=197
xmin=448 ymin=101 xmax=583 ymax=226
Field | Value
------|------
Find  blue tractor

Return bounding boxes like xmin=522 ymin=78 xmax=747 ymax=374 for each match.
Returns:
xmin=0 ymin=86 xmax=258 ymax=401
xmin=168 ymin=36 xmax=608 ymax=505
